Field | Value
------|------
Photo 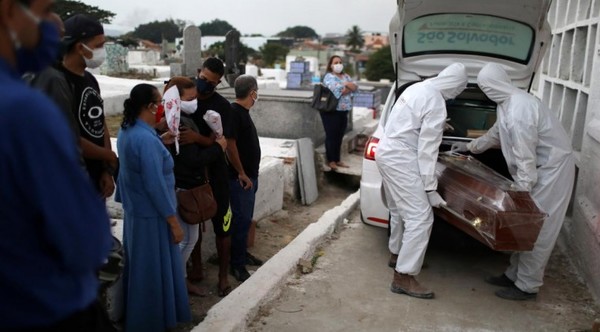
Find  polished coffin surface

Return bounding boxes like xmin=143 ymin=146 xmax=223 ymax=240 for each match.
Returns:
xmin=435 ymin=153 xmax=546 ymax=251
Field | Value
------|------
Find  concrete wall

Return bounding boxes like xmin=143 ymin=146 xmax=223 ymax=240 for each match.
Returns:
xmin=128 ymin=50 xmax=161 ymax=66
xmin=254 ymin=157 xmax=284 ymax=221
xmin=219 ymin=88 xmax=326 ymax=146
xmin=532 ymin=0 xmax=600 ymax=302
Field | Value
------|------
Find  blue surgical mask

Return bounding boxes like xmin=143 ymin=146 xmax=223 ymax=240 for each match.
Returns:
xmin=14 ymin=7 xmax=60 ymax=75
xmin=196 ymin=77 xmax=216 ymax=95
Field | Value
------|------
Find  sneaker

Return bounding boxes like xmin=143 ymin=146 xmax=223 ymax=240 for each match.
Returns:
xmin=485 ymin=274 xmax=514 ymax=287
xmin=246 ymin=252 xmax=263 ymax=266
xmin=495 ymin=285 xmax=537 ymax=301
xmin=230 ymin=266 xmax=251 ymax=282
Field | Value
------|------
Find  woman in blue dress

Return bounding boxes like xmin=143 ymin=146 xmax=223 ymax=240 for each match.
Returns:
xmin=322 ymin=55 xmax=358 ymax=171
xmin=115 ymin=83 xmax=191 ymax=331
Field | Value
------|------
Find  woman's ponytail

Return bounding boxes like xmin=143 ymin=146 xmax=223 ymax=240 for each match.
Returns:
xmin=120 ymin=84 xmax=158 ymax=129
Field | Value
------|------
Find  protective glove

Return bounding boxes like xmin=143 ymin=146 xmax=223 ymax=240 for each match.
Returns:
xmin=450 ymin=141 xmax=470 ymax=153
xmin=426 ymin=191 xmax=447 ymax=208
xmin=510 ymin=182 xmax=531 ymax=192
xmin=444 ymin=118 xmax=454 ymax=132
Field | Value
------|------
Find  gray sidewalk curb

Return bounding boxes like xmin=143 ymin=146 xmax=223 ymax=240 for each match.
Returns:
xmin=192 ymin=190 xmax=360 ymax=332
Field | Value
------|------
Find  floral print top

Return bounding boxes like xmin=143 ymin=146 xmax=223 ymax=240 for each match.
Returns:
xmin=323 ymin=73 xmax=354 ymax=111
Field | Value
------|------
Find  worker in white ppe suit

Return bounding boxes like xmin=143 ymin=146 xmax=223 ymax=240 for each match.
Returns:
xmin=452 ymin=63 xmax=575 ymax=301
xmin=376 ymin=63 xmax=468 ymax=299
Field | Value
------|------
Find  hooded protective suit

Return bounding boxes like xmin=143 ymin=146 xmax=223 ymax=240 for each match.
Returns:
xmin=376 ymin=63 xmax=468 ymax=275
xmin=470 ymin=63 xmax=575 ymax=293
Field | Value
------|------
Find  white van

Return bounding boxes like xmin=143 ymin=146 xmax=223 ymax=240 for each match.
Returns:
xmin=360 ymin=0 xmax=552 ymax=228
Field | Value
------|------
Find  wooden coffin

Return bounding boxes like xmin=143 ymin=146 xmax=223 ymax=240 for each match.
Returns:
xmin=434 ymin=153 xmax=546 ymax=251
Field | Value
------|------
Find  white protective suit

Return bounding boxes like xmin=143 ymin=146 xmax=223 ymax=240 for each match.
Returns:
xmin=376 ymin=63 xmax=468 ymax=275
xmin=470 ymin=63 xmax=575 ymax=293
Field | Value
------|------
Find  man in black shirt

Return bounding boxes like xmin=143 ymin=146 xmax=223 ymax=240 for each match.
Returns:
xmin=227 ymin=75 xmax=262 ymax=282
xmin=60 ymin=14 xmax=117 ymax=198
xmin=179 ymin=57 xmax=233 ymax=295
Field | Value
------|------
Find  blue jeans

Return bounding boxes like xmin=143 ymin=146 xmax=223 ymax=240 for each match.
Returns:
xmin=229 ymin=177 xmax=258 ymax=269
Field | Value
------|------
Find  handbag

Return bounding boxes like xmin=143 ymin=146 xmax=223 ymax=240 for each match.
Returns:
xmin=311 ymin=83 xmax=338 ymax=112
xmin=176 ymin=180 xmax=217 ymax=225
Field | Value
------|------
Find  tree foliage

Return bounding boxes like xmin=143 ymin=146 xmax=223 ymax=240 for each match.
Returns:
xmin=204 ymin=41 xmax=257 ymax=63
xmin=276 ymin=26 xmax=318 ymax=39
xmin=54 ymin=0 xmax=115 ymax=24
xmin=199 ymin=19 xmax=236 ymax=36
xmin=365 ymin=46 xmax=395 ymax=81
xmin=346 ymin=25 xmax=364 ymax=52
xmin=130 ymin=19 xmax=182 ymax=43
xmin=259 ymin=43 xmax=289 ymax=67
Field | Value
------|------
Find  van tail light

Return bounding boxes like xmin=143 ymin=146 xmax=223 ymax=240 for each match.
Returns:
xmin=364 ymin=137 xmax=379 ymax=161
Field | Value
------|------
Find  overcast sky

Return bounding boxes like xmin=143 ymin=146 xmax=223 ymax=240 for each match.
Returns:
xmin=81 ymin=0 xmax=398 ymax=36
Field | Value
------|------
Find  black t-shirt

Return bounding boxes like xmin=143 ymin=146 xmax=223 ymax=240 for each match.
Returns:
xmin=59 ymin=65 xmax=105 ymax=189
xmin=191 ymin=92 xmax=233 ymax=139
xmin=189 ymin=92 xmax=233 ymax=218
xmin=228 ymin=102 xmax=261 ymax=179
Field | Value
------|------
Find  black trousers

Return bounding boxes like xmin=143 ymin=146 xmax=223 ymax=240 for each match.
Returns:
xmin=320 ymin=110 xmax=349 ymax=163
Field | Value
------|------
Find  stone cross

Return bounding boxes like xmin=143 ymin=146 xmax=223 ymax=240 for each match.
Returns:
xmin=225 ymin=29 xmax=242 ymax=85
xmin=183 ymin=25 xmax=202 ymax=77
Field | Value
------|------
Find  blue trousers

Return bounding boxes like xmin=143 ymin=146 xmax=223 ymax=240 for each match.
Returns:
xmin=320 ymin=110 xmax=349 ymax=163
xmin=229 ymin=177 xmax=258 ymax=268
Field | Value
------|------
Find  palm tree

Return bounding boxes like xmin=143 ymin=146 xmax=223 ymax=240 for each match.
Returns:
xmin=346 ymin=25 xmax=364 ymax=52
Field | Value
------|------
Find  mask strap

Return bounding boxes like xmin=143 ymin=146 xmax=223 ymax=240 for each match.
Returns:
xmin=81 ymin=43 xmax=94 ymax=52
xmin=8 ymin=29 xmax=21 ymax=49
xmin=19 ymin=4 xmax=41 ymax=24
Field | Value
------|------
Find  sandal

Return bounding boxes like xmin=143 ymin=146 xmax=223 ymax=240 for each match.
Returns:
xmin=328 ymin=162 xmax=338 ymax=171
xmin=336 ymin=161 xmax=350 ymax=168
xmin=218 ymin=284 xmax=232 ymax=297
xmin=186 ymin=280 xmax=208 ymax=297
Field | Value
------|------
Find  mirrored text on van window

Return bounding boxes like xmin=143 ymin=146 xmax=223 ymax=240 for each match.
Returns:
xmin=403 ymin=14 xmax=534 ymax=63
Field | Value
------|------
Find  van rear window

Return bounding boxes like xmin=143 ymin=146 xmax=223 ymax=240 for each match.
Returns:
xmin=403 ymin=14 xmax=534 ymax=64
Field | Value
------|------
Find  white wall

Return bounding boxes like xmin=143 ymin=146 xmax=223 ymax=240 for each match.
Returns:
xmin=127 ymin=50 xmax=161 ymax=66
xmin=532 ymin=0 xmax=600 ymax=302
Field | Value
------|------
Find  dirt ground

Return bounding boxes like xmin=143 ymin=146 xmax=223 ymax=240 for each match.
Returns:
xmin=170 ymin=172 xmax=359 ymax=331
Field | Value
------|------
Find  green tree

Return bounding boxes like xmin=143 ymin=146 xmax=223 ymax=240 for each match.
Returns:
xmin=346 ymin=25 xmax=364 ymax=52
xmin=54 ymin=0 xmax=115 ymax=24
xmin=276 ymin=26 xmax=318 ymax=39
xmin=204 ymin=41 xmax=257 ymax=63
xmin=131 ymin=19 xmax=181 ymax=43
xmin=199 ymin=19 xmax=236 ymax=36
xmin=259 ymin=43 xmax=289 ymax=67
xmin=322 ymin=39 xmax=338 ymax=46
xmin=365 ymin=46 xmax=395 ymax=81
xmin=113 ymin=34 xmax=138 ymax=48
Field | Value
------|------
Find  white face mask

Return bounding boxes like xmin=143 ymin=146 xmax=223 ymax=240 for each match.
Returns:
xmin=332 ymin=63 xmax=344 ymax=74
xmin=252 ymin=91 xmax=259 ymax=104
xmin=82 ymin=44 xmax=106 ymax=69
xmin=180 ymin=99 xmax=197 ymax=114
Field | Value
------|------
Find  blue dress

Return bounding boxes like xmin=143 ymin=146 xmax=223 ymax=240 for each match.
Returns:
xmin=116 ymin=119 xmax=191 ymax=331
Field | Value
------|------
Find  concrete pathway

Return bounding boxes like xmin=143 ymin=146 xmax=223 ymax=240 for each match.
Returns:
xmin=248 ymin=211 xmax=599 ymax=332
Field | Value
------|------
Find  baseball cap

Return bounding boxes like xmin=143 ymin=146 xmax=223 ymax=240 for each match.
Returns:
xmin=63 ymin=14 xmax=104 ymax=48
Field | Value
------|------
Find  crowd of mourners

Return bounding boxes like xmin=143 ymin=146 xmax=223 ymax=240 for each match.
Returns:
xmin=0 ymin=4 xmax=263 ymax=331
